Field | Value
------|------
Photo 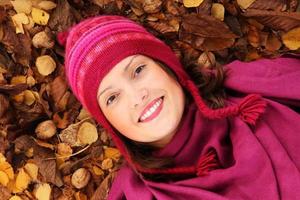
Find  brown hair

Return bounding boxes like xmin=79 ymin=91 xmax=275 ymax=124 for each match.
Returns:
xmin=114 ymin=58 xmax=228 ymax=182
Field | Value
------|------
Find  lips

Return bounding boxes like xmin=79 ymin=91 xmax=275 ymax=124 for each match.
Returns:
xmin=138 ymin=96 xmax=164 ymax=122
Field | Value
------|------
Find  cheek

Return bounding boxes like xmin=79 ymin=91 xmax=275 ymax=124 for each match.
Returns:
xmin=105 ymin=106 xmax=133 ymax=134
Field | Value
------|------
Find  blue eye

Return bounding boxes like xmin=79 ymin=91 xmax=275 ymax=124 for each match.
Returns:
xmin=133 ymin=65 xmax=146 ymax=78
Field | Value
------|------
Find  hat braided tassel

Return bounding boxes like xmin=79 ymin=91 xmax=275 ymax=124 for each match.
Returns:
xmin=186 ymin=80 xmax=267 ymax=127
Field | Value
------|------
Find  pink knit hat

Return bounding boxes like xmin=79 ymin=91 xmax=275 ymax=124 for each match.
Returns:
xmin=57 ymin=15 xmax=267 ymax=176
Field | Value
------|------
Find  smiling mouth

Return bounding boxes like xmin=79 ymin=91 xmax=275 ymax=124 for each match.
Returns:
xmin=138 ymin=96 xmax=164 ymax=123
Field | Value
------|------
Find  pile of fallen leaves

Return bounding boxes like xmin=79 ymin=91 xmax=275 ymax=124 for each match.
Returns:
xmin=0 ymin=0 xmax=300 ymax=199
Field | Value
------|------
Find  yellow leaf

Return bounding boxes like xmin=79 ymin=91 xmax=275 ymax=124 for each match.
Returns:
xmin=0 ymin=153 xmax=6 ymax=162
xmin=24 ymin=15 xmax=35 ymax=30
xmin=0 ymin=161 xmax=14 ymax=180
xmin=104 ymin=147 xmax=121 ymax=161
xmin=12 ymin=92 xmax=25 ymax=103
xmin=24 ymin=163 xmax=38 ymax=181
xmin=74 ymin=191 xmax=88 ymax=200
xmin=15 ymin=168 xmax=31 ymax=192
xmin=9 ymin=195 xmax=23 ymax=200
xmin=37 ymin=1 xmax=57 ymax=10
xmin=25 ymin=147 xmax=34 ymax=158
xmin=35 ymin=55 xmax=56 ymax=76
xmin=237 ymin=0 xmax=256 ymax=10
xmin=282 ymin=27 xmax=300 ymax=50
xmin=10 ymin=0 xmax=32 ymax=14
xmin=211 ymin=3 xmax=225 ymax=21
xmin=11 ymin=75 xmax=27 ymax=85
xmin=0 ymin=170 xmax=9 ymax=186
xmin=26 ymin=76 xmax=36 ymax=87
xmin=183 ymin=0 xmax=204 ymax=8
xmin=101 ymin=158 xmax=113 ymax=170
xmin=71 ymin=168 xmax=91 ymax=189
xmin=31 ymin=7 xmax=49 ymax=25
xmin=24 ymin=90 xmax=36 ymax=106
xmin=11 ymin=13 xmax=29 ymax=34
xmin=92 ymin=166 xmax=104 ymax=176
xmin=7 ymin=178 xmax=22 ymax=193
xmin=34 ymin=183 xmax=51 ymax=200
xmin=77 ymin=122 xmax=98 ymax=145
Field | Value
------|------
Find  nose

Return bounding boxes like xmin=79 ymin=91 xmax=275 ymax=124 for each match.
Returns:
xmin=131 ymin=88 xmax=148 ymax=109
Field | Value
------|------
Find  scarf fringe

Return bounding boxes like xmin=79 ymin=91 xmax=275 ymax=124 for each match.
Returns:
xmin=237 ymin=94 xmax=267 ymax=126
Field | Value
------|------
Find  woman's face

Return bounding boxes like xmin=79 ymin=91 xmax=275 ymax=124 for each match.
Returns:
xmin=97 ymin=54 xmax=185 ymax=148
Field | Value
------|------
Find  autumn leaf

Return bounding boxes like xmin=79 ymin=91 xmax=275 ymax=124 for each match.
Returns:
xmin=242 ymin=9 xmax=300 ymax=32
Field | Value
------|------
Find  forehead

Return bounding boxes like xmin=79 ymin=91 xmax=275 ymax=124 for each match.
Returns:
xmin=97 ymin=54 xmax=151 ymax=92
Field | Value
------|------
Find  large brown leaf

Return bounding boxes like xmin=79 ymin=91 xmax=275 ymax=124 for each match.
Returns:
xmin=242 ymin=9 xmax=300 ymax=31
xmin=182 ymin=13 xmax=238 ymax=38
xmin=249 ymin=0 xmax=286 ymax=11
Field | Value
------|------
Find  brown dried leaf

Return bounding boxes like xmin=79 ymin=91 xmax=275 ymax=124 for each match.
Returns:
xmin=266 ymin=33 xmax=282 ymax=51
xmin=181 ymin=13 xmax=237 ymax=38
xmin=0 ymin=94 xmax=9 ymax=118
xmin=13 ymin=135 xmax=34 ymax=153
xmin=13 ymin=101 xmax=45 ymax=128
xmin=53 ymin=112 xmax=69 ymax=129
xmin=242 ymin=9 xmax=300 ymax=31
xmin=0 ymin=83 xmax=27 ymax=95
xmin=33 ymin=145 xmax=63 ymax=187
xmin=147 ymin=19 xmax=179 ymax=36
xmin=249 ymin=0 xmax=286 ymax=11
xmin=126 ymin=0 xmax=162 ymax=14
xmin=197 ymin=51 xmax=216 ymax=69
xmin=0 ymin=184 xmax=11 ymax=200
xmin=1 ymin=20 xmax=32 ymax=66
xmin=48 ymin=0 xmax=78 ymax=32
xmin=196 ymin=0 xmax=212 ymax=15
xmin=91 ymin=171 xmax=117 ymax=200
xmin=201 ymin=37 xmax=235 ymax=51
xmin=165 ymin=0 xmax=182 ymax=16
xmin=247 ymin=25 xmax=260 ymax=47
xmin=50 ymin=76 xmax=68 ymax=106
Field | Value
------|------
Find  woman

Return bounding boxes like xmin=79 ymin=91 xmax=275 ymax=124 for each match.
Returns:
xmin=57 ymin=15 xmax=300 ymax=199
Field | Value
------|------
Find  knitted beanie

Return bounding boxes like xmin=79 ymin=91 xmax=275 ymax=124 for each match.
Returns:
xmin=57 ymin=15 xmax=267 ymax=176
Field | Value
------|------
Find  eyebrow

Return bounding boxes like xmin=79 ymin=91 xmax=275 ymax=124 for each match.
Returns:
xmin=97 ymin=55 xmax=139 ymax=99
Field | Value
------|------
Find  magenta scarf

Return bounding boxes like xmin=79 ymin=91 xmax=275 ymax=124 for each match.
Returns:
xmin=107 ymin=54 xmax=300 ymax=200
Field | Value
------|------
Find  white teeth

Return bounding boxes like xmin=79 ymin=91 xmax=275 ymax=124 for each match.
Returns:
xmin=140 ymin=98 xmax=162 ymax=122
